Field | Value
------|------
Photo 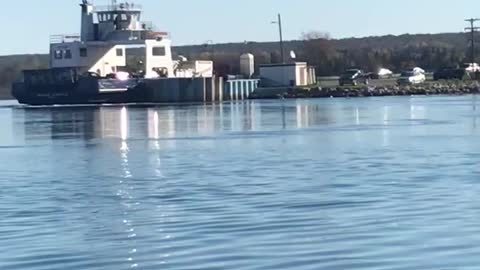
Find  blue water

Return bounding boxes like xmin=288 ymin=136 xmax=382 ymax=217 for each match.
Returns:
xmin=1 ymin=96 xmax=480 ymax=270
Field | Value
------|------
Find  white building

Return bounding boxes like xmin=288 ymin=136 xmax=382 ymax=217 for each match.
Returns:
xmin=49 ymin=1 xmax=211 ymax=78
xmin=259 ymin=62 xmax=316 ymax=87
xmin=174 ymin=60 xmax=214 ymax=78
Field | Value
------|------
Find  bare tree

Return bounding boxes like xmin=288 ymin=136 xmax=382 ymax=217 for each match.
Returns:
xmin=300 ymin=31 xmax=331 ymax=41
xmin=299 ymin=31 xmax=337 ymax=75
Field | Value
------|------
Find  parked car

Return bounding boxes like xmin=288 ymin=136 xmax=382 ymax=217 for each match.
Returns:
xmin=412 ymin=67 xmax=425 ymax=74
xmin=339 ymin=69 xmax=369 ymax=86
xmin=370 ymin=68 xmax=394 ymax=79
xmin=462 ymin=63 xmax=480 ymax=73
xmin=433 ymin=67 xmax=470 ymax=80
xmin=397 ymin=69 xmax=426 ymax=85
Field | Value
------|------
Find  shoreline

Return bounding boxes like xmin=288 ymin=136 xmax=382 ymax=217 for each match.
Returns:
xmin=250 ymin=81 xmax=480 ymax=99
xmin=3 ymin=81 xmax=480 ymax=102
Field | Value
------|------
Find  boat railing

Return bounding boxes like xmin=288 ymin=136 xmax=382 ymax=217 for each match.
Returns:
xmin=94 ymin=3 xmax=142 ymax=12
xmin=50 ymin=34 xmax=81 ymax=44
xmin=141 ymin=21 xmax=158 ymax=31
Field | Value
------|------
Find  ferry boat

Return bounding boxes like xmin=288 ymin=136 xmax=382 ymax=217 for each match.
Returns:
xmin=12 ymin=0 xmax=218 ymax=105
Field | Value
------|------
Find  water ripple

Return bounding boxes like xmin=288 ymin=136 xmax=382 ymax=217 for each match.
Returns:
xmin=2 ymin=96 xmax=480 ymax=269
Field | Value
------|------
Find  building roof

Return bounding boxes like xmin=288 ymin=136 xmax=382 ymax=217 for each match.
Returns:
xmin=259 ymin=62 xmax=308 ymax=68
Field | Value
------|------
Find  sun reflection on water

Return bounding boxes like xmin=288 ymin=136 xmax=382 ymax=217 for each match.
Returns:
xmin=117 ymin=107 xmax=138 ymax=268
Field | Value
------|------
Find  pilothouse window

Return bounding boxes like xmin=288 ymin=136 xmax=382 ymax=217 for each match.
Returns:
xmin=80 ymin=48 xmax=88 ymax=57
xmin=54 ymin=50 xmax=63 ymax=59
xmin=152 ymin=47 xmax=166 ymax=56
xmin=116 ymin=48 xmax=124 ymax=57
xmin=65 ymin=49 xmax=72 ymax=59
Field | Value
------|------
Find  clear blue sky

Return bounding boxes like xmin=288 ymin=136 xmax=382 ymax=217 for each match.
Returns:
xmin=1 ymin=0 xmax=479 ymax=55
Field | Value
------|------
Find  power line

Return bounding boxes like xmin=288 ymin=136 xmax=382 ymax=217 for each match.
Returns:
xmin=465 ymin=18 xmax=480 ymax=65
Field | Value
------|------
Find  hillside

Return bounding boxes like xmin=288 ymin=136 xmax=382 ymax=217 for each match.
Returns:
xmin=0 ymin=32 xmax=472 ymax=99
xmin=175 ymin=33 xmax=467 ymax=55
xmin=0 ymin=54 xmax=48 ymax=99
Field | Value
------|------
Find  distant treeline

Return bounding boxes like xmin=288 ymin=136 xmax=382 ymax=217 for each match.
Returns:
xmin=0 ymin=32 xmax=474 ymax=99
xmin=176 ymin=32 xmax=473 ymax=77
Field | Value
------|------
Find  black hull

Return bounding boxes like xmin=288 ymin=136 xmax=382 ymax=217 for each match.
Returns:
xmin=13 ymin=76 xmax=216 ymax=106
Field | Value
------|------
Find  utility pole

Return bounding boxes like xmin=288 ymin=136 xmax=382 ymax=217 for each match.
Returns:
xmin=204 ymin=40 xmax=215 ymax=75
xmin=465 ymin=18 xmax=480 ymax=65
xmin=205 ymin=40 xmax=214 ymax=61
xmin=272 ymin=14 xmax=285 ymax=63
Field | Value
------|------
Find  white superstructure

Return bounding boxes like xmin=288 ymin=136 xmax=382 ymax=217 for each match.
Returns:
xmin=50 ymin=0 xmax=212 ymax=78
